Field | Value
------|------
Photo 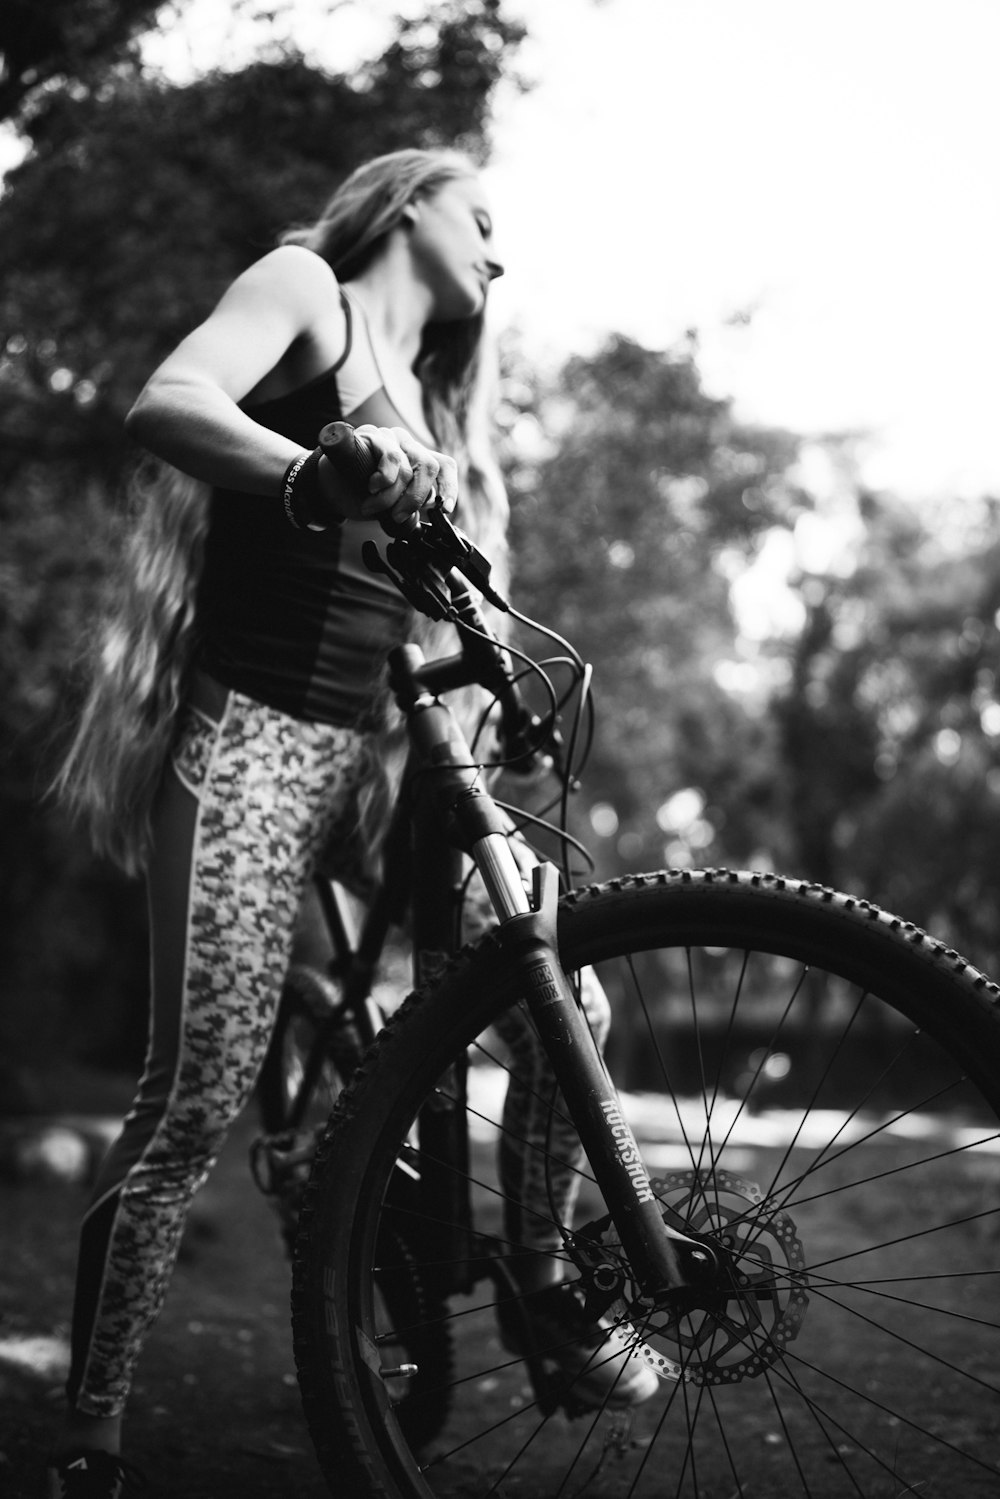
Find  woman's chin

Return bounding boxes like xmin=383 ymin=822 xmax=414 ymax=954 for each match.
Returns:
xmin=433 ymin=285 xmax=487 ymax=323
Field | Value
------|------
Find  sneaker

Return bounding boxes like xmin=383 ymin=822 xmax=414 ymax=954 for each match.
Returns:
xmin=46 ymin=1451 xmax=145 ymax=1498
xmin=498 ymin=1281 xmax=659 ymax=1414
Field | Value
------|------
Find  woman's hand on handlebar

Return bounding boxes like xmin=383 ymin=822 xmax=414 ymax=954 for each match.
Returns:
xmin=318 ymin=424 xmax=458 ymax=526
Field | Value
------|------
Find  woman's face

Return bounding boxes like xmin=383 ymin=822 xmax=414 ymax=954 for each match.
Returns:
xmin=408 ymin=175 xmax=504 ymax=320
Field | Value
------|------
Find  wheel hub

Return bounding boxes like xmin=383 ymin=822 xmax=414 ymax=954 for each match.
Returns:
xmin=604 ymin=1167 xmax=810 ymax=1386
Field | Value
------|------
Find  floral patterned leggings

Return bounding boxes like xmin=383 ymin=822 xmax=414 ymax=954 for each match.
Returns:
xmin=67 ymin=674 xmax=609 ymax=1418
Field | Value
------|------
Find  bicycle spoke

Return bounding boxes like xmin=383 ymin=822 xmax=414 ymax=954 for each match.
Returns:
xmin=753 ymin=1084 xmax=996 ymax=1216
xmin=766 ymin=1357 xmax=894 ymax=1494
xmin=799 ymin=1279 xmax=1000 ymax=1393
xmin=795 ymin=1264 xmax=1000 ymax=1331
xmin=443 ymin=1068 xmax=600 ymax=1196
xmin=806 ymin=1201 xmax=1000 ymax=1273
xmin=778 ymin=1342 xmax=1000 ymax=1477
xmin=760 ymin=1370 xmax=815 ymax=1495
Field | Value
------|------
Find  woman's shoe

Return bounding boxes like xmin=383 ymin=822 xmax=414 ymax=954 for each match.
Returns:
xmin=46 ymin=1450 xmax=145 ymax=1498
xmin=497 ymin=1280 xmax=660 ymax=1414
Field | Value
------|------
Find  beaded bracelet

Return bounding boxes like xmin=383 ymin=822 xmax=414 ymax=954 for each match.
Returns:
xmin=280 ymin=447 xmax=341 ymax=532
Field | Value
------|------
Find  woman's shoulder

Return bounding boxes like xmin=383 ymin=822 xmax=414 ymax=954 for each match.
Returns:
xmin=232 ymin=247 xmax=348 ymax=400
xmin=234 ymin=245 xmax=345 ymax=346
xmin=248 ymin=243 xmax=341 ymax=295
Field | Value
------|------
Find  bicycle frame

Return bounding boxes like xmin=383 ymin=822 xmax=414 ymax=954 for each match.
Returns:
xmin=287 ymin=436 xmax=1000 ymax=1497
xmin=279 ymin=526 xmax=710 ymax=1301
xmin=388 ymin=582 xmax=710 ymax=1303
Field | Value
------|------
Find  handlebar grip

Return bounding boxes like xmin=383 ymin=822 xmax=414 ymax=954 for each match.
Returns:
xmin=317 ymin=421 xmax=420 ymax=538
xmin=317 ymin=420 xmax=379 ymax=486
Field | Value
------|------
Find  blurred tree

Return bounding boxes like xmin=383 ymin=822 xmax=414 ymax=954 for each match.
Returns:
xmin=0 ymin=4 xmax=523 ymax=475
xmin=0 ymin=0 xmax=165 ymax=120
xmin=0 ymin=0 xmax=523 ymax=1092
xmin=8 ymin=1 xmax=997 ymax=1107
xmin=501 ymin=350 xmax=1000 ymax=1081
xmin=501 ymin=332 xmax=810 ymax=885
xmin=769 ymin=489 xmax=1000 ymax=972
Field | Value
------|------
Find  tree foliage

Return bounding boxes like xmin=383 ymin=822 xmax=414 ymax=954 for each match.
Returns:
xmin=0 ymin=2 xmax=523 ymax=475
xmin=769 ymin=492 xmax=1000 ymax=967
xmin=3 ymin=0 xmax=998 ymax=1098
xmin=0 ymin=0 xmax=523 ymax=1088
xmin=503 ymin=340 xmax=1000 ymax=980
xmin=0 ymin=0 xmax=163 ymax=120
xmin=503 ymin=333 xmax=809 ymax=881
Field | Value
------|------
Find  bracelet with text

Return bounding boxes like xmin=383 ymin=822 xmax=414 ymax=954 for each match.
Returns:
xmin=281 ymin=448 xmax=342 ymax=532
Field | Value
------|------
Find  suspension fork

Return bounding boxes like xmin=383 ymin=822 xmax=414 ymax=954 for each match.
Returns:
xmin=455 ymin=792 xmax=707 ymax=1297
xmin=393 ymin=649 xmax=707 ymax=1299
xmin=492 ymin=864 xmax=714 ymax=1298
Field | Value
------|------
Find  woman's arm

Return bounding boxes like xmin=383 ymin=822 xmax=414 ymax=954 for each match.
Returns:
xmin=126 ymin=246 xmax=457 ymax=522
xmin=126 ymin=245 xmax=338 ymax=496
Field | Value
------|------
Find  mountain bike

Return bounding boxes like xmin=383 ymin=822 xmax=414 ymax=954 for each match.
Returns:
xmin=261 ymin=426 xmax=1000 ymax=1499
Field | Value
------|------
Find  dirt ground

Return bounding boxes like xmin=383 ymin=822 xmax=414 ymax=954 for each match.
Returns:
xmin=1 ymin=1072 xmax=333 ymax=1499
xmin=4 ymin=1069 xmax=998 ymax=1499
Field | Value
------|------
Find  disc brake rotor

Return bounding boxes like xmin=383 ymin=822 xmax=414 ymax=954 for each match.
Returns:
xmin=608 ymin=1167 xmax=810 ymax=1386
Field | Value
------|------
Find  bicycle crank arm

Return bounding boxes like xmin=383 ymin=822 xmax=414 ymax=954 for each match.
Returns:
xmin=498 ymin=864 xmax=714 ymax=1296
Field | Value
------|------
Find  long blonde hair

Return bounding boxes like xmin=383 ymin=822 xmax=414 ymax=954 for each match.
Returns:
xmin=55 ymin=147 xmax=508 ymax=875
xmin=281 ymin=148 xmax=508 ymax=571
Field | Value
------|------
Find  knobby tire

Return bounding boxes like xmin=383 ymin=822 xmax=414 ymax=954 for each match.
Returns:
xmin=292 ymin=869 xmax=1000 ymax=1499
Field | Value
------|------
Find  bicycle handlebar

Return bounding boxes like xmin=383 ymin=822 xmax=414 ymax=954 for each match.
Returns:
xmin=318 ymin=421 xmax=420 ymax=538
xmin=318 ymin=421 xmax=573 ymax=786
xmin=318 ymin=420 xmax=507 ymax=611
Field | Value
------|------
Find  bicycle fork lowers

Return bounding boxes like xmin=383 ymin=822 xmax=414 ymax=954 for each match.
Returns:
xmin=389 ymin=637 xmax=714 ymax=1324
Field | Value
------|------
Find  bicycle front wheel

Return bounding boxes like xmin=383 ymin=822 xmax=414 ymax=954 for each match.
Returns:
xmin=292 ymin=870 xmax=1000 ymax=1499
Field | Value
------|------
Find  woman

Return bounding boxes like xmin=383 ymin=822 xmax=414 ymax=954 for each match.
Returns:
xmin=49 ymin=148 xmax=653 ymax=1499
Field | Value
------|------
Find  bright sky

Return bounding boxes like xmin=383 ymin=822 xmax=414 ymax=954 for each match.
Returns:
xmin=5 ymin=0 xmax=999 ymax=501
xmin=482 ymin=0 xmax=1000 ymax=502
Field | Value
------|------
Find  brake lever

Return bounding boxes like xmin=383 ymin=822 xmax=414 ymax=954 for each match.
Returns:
xmin=365 ymin=501 xmax=510 ymax=619
xmin=360 ymin=539 xmax=454 ymax=621
xmin=317 ymin=420 xmax=509 ymax=614
xmin=381 ymin=508 xmax=508 ymax=612
xmin=362 ymin=513 xmax=487 ymax=621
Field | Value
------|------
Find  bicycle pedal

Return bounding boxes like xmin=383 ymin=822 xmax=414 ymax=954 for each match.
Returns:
xmin=524 ymin=1357 xmax=593 ymax=1420
xmin=250 ymin=1128 xmax=320 ymax=1195
xmin=497 ymin=1281 xmax=659 ymax=1418
xmin=506 ymin=1338 xmax=610 ymax=1420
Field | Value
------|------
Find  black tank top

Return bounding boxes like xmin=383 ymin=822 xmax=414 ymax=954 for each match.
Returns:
xmin=196 ymin=288 xmax=430 ymax=728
